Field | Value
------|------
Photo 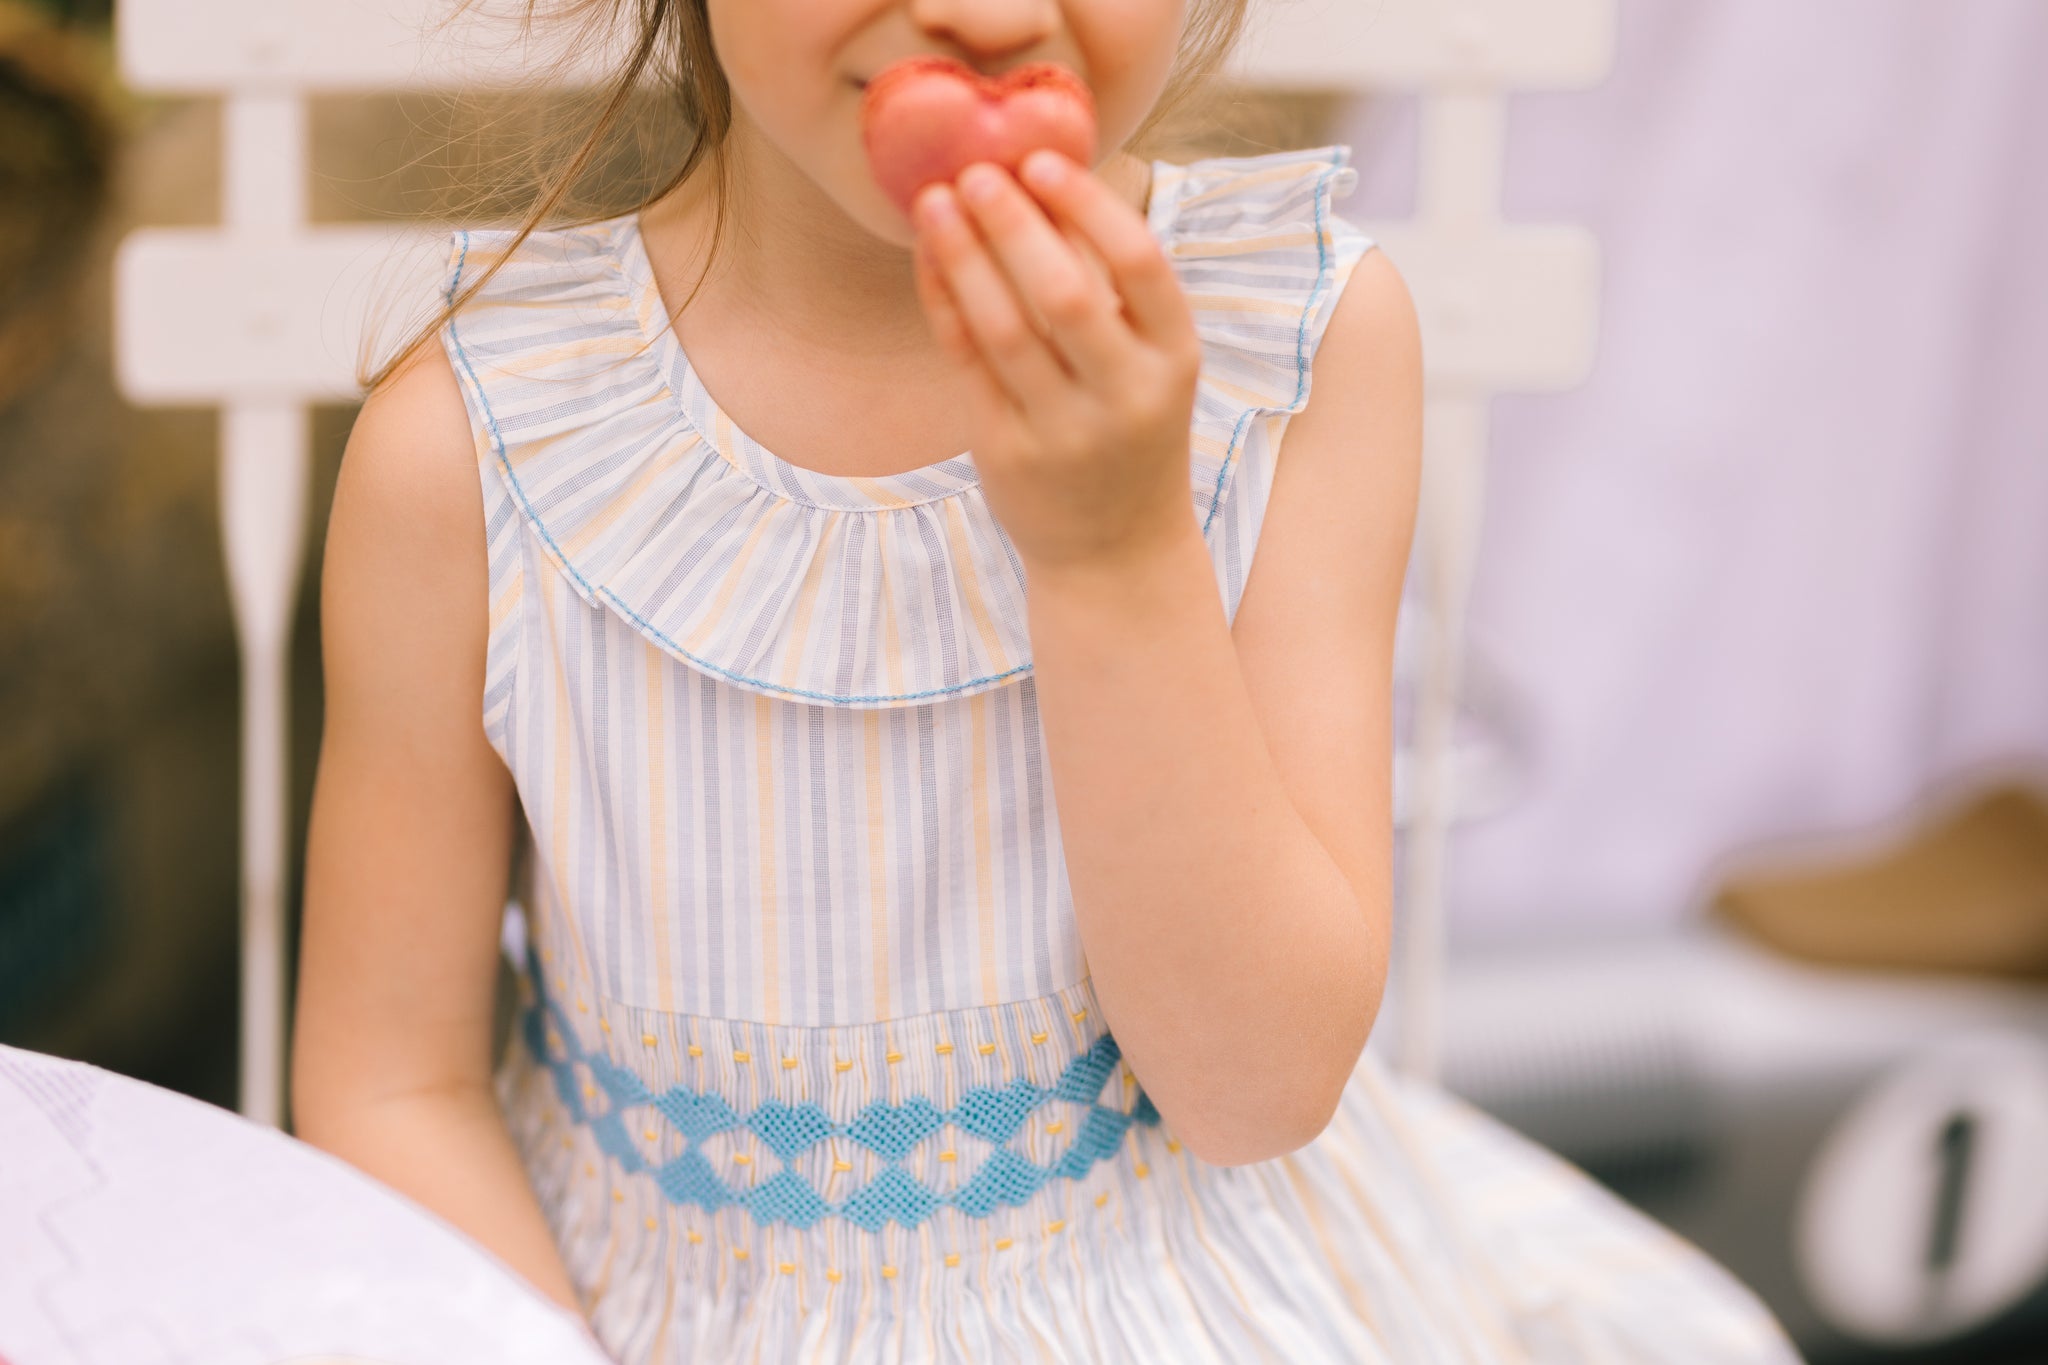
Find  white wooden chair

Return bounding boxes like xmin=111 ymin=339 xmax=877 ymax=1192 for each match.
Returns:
xmin=113 ymin=0 xmax=1614 ymax=1125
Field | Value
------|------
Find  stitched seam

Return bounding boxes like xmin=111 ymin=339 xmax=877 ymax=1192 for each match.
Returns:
xmin=445 ymin=240 xmax=1029 ymax=706
xmin=1198 ymin=156 xmax=1342 ymax=540
xmin=444 ymin=232 xmax=524 ymax=753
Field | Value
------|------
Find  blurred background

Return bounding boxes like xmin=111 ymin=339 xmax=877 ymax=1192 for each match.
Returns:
xmin=2 ymin=0 xmax=2045 ymax=1360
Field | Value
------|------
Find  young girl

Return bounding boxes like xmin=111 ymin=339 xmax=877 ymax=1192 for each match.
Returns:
xmin=292 ymin=1 xmax=1802 ymax=1360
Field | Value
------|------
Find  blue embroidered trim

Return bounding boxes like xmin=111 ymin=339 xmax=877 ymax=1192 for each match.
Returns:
xmin=519 ymin=957 xmax=1161 ymax=1232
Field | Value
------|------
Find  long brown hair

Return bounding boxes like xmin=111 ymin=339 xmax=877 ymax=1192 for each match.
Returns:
xmin=362 ymin=0 xmax=1252 ymax=392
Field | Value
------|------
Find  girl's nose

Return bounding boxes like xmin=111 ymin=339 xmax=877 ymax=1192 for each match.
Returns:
xmin=906 ymin=0 xmax=1060 ymax=63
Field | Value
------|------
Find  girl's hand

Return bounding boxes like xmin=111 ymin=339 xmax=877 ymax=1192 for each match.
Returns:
xmin=910 ymin=150 xmax=1203 ymax=575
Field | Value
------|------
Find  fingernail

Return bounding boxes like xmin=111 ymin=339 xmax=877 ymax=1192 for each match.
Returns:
xmin=915 ymin=185 xmax=957 ymax=227
xmin=959 ymin=163 xmax=1004 ymax=205
xmin=1021 ymin=150 xmax=1067 ymax=188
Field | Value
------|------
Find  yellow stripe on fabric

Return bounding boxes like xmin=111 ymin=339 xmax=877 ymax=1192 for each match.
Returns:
xmin=863 ymin=709 xmax=893 ymax=1019
xmin=849 ymin=475 xmax=922 ymax=511
xmin=1166 ymin=1140 xmax=1265 ymax=1331
xmin=873 ymin=515 xmax=905 ymax=697
xmin=969 ymin=690 xmax=998 ymax=1004
xmin=499 ymin=424 xmax=573 ymax=472
xmin=1176 ymin=158 xmax=1333 ymax=207
xmin=753 ymin=692 xmax=781 ymax=1023
xmin=1180 ymin=293 xmax=1309 ymax=319
xmin=534 ymin=566 xmax=598 ymax=992
xmin=683 ymin=500 xmax=782 ymax=653
xmin=488 ymin=577 xmax=522 ymax=636
xmin=646 ymin=1222 xmax=683 ymax=1362
xmin=1277 ymin=1155 xmax=1382 ymax=1336
xmin=1169 ymin=230 xmax=1317 ymax=260
xmin=711 ymin=406 xmax=743 ymax=473
xmin=776 ymin=508 xmax=837 ymax=680
xmin=558 ymin=432 xmax=703 ymax=558
xmin=514 ymin=332 xmax=647 ymax=362
xmin=645 ymin=644 xmax=676 ymax=1012
xmin=940 ymin=496 xmax=1011 ymax=670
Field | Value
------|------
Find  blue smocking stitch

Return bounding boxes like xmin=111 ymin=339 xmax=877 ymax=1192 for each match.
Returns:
xmin=519 ymin=949 xmax=1160 ymax=1232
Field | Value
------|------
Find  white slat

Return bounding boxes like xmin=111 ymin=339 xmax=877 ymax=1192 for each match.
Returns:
xmin=117 ymin=0 xmax=615 ymax=93
xmin=1229 ymin=0 xmax=1616 ymax=90
xmin=114 ymin=226 xmax=446 ymax=403
xmin=114 ymin=224 xmax=1594 ymax=403
xmin=120 ymin=0 xmax=1611 ymax=94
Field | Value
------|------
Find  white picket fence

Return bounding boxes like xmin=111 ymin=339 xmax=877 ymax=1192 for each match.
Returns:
xmin=113 ymin=0 xmax=1615 ymax=1125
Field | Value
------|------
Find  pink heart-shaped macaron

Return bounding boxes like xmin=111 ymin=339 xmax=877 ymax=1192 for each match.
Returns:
xmin=860 ymin=57 xmax=1098 ymax=215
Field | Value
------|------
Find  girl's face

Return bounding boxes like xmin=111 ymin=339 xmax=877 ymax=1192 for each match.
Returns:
xmin=707 ymin=0 xmax=1189 ymax=244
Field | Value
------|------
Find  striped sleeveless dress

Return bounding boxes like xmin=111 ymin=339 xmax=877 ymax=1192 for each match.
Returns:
xmin=438 ymin=146 xmax=1800 ymax=1364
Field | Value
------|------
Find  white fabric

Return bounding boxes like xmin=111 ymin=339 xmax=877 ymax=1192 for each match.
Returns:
xmin=0 ymin=1045 xmax=608 ymax=1365
xmin=1347 ymin=0 xmax=2048 ymax=941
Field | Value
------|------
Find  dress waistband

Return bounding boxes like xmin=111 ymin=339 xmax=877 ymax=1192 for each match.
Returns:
xmin=514 ymin=943 xmax=1164 ymax=1235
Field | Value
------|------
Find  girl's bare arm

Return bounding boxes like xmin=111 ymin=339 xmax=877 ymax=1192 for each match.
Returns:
xmin=291 ymin=342 xmax=583 ymax=1315
xmin=1025 ymin=260 xmax=1421 ymax=1166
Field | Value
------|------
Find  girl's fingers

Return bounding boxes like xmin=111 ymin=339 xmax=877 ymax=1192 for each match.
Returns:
xmin=915 ymin=183 xmax=1072 ymax=412
xmin=953 ymin=161 xmax=1131 ymax=382
xmin=1020 ymin=150 xmax=1195 ymax=347
xmin=912 ymin=231 xmax=1016 ymax=423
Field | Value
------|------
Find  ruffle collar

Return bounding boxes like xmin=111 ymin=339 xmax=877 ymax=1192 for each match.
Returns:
xmin=444 ymin=145 xmax=1364 ymax=708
